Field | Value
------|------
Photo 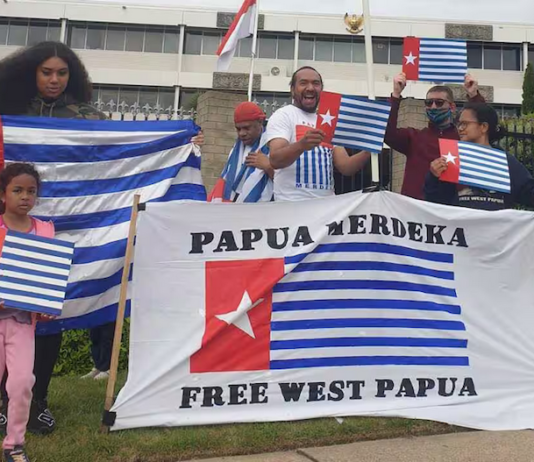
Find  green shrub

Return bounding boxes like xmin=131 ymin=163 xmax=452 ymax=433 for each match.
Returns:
xmin=53 ymin=319 xmax=130 ymax=376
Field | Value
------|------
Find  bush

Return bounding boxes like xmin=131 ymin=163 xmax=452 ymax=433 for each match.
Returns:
xmin=53 ymin=320 xmax=130 ymax=376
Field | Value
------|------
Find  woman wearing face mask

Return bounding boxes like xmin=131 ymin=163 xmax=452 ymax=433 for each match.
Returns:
xmin=425 ymin=102 xmax=534 ymax=210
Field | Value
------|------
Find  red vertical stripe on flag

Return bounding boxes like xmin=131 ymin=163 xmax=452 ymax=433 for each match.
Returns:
xmin=207 ymin=178 xmax=231 ymax=202
xmin=316 ymin=91 xmax=342 ymax=146
xmin=402 ymin=37 xmax=420 ymax=81
xmin=190 ymin=258 xmax=285 ymax=373
xmin=0 ymin=228 xmax=6 ymax=257
xmin=0 ymin=116 xmax=4 ymax=171
xmin=439 ymin=138 xmax=460 ymax=184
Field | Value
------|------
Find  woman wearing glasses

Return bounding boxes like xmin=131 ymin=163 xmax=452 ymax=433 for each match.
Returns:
xmin=425 ymin=102 xmax=534 ymax=210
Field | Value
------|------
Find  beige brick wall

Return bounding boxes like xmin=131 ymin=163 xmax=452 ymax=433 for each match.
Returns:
xmin=391 ymin=98 xmax=427 ymax=193
xmin=196 ymin=91 xmax=247 ymax=193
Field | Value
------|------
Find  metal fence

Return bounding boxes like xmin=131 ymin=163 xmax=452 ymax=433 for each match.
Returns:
xmin=92 ymin=100 xmax=197 ymax=121
xmin=501 ymin=117 xmax=534 ymax=175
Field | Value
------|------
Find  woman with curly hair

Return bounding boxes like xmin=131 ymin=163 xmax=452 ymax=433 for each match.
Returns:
xmin=0 ymin=40 xmax=105 ymax=119
xmin=0 ymin=41 xmax=108 ymax=444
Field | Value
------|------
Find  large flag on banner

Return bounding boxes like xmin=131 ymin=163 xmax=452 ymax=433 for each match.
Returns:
xmin=439 ymin=139 xmax=511 ymax=193
xmin=112 ymin=191 xmax=534 ymax=432
xmin=0 ymin=228 xmax=75 ymax=316
xmin=208 ymin=134 xmax=273 ymax=203
xmin=316 ymin=92 xmax=391 ymax=153
xmin=403 ymin=37 xmax=468 ymax=83
xmin=0 ymin=115 xmax=206 ymax=333
xmin=216 ymin=0 xmax=258 ymax=72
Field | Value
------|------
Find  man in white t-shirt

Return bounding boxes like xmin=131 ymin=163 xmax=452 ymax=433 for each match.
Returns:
xmin=265 ymin=66 xmax=371 ymax=202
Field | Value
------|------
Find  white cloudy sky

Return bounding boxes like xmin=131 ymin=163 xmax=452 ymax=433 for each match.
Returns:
xmin=51 ymin=0 xmax=534 ymax=24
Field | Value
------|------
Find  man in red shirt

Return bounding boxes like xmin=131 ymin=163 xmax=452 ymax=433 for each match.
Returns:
xmin=385 ymin=72 xmax=485 ymax=199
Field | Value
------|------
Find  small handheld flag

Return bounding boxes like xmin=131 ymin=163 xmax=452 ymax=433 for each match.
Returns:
xmin=0 ymin=228 xmax=75 ymax=316
xmin=315 ymin=92 xmax=391 ymax=154
xmin=439 ymin=139 xmax=511 ymax=193
xmin=403 ymin=37 xmax=467 ymax=84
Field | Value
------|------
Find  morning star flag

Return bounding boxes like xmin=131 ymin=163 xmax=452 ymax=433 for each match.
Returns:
xmin=439 ymin=139 xmax=511 ymax=193
xmin=402 ymin=37 xmax=468 ymax=83
xmin=216 ymin=0 xmax=258 ymax=72
xmin=112 ymin=192 xmax=534 ymax=432
xmin=0 ymin=228 xmax=74 ymax=316
xmin=0 ymin=115 xmax=206 ymax=333
xmin=316 ymin=92 xmax=391 ymax=153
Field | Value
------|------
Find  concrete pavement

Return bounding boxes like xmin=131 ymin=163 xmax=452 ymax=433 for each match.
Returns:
xmin=186 ymin=431 xmax=534 ymax=462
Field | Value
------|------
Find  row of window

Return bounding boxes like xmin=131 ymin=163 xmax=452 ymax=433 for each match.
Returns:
xmin=68 ymin=22 xmax=180 ymax=54
xmin=467 ymin=43 xmax=523 ymax=71
xmin=2 ymin=17 xmax=534 ymax=71
xmin=0 ymin=19 xmax=61 ymax=47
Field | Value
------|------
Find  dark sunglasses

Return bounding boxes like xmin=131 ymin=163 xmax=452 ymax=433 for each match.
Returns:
xmin=424 ymin=98 xmax=447 ymax=108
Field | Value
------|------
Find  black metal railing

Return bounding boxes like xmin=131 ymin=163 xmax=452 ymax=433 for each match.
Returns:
xmin=501 ymin=117 xmax=534 ymax=175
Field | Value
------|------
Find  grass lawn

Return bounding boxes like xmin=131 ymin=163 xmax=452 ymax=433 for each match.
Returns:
xmin=26 ymin=374 xmax=470 ymax=461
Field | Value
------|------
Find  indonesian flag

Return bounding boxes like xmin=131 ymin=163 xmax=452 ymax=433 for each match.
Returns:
xmin=216 ymin=0 xmax=257 ymax=72
xmin=439 ymin=139 xmax=511 ymax=193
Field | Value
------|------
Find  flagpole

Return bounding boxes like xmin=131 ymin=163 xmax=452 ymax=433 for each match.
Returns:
xmin=247 ymin=0 xmax=260 ymax=101
xmin=362 ymin=0 xmax=380 ymax=184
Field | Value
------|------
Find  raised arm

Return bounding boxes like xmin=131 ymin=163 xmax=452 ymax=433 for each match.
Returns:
xmin=332 ymin=147 xmax=371 ymax=176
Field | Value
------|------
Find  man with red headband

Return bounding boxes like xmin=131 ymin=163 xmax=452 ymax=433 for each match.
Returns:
xmin=209 ymin=101 xmax=274 ymax=202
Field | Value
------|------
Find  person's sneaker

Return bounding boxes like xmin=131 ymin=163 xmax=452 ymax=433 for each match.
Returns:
xmin=80 ymin=368 xmax=100 ymax=379
xmin=93 ymin=370 xmax=110 ymax=381
xmin=3 ymin=446 xmax=30 ymax=462
xmin=26 ymin=400 xmax=55 ymax=435
xmin=0 ymin=400 xmax=7 ymax=436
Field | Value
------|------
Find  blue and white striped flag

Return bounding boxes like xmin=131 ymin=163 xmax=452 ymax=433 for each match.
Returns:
xmin=0 ymin=116 xmax=206 ymax=333
xmin=316 ymin=92 xmax=391 ymax=154
xmin=0 ymin=229 xmax=74 ymax=316
xmin=403 ymin=37 xmax=468 ymax=84
xmin=271 ymin=242 xmax=467 ymax=369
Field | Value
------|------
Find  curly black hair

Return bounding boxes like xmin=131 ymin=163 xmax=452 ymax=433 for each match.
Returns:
xmin=0 ymin=41 xmax=93 ymax=115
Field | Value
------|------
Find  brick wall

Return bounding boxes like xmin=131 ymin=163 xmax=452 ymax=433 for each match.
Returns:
xmin=391 ymin=98 xmax=427 ymax=193
xmin=196 ymin=91 xmax=247 ymax=193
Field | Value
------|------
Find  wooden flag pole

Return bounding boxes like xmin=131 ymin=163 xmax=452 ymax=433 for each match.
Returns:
xmin=101 ymin=194 xmax=141 ymax=432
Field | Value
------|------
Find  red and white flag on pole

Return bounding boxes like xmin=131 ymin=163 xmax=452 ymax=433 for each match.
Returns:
xmin=216 ymin=0 xmax=258 ymax=72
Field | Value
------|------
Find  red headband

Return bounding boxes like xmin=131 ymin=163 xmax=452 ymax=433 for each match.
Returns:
xmin=234 ymin=102 xmax=266 ymax=124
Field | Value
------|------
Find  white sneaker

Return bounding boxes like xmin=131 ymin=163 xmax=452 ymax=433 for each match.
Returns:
xmin=93 ymin=371 xmax=110 ymax=381
xmin=80 ymin=368 xmax=99 ymax=379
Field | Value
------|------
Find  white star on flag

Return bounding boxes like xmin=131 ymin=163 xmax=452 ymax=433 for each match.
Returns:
xmin=319 ymin=110 xmax=336 ymax=127
xmin=215 ymin=291 xmax=264 ymax=339
xmin=442 ymin=152 xmax=457 ymax=164
xmin=405 ymin=52 xmax=418 ymax=65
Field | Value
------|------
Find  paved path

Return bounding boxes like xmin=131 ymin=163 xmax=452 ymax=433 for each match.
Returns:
xmin=186 ymin=431 xmax=534 ymax=462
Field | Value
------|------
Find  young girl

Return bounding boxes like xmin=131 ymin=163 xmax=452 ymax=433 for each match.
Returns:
xmin=0 ymin=163 xmax=54 ymax=462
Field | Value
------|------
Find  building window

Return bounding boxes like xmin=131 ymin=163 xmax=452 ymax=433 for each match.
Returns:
xmin=493 ymin=104 xmax=521 ymax=118
xmin=467 ymin=42 xmax=522 ymax=71
xmin=0 ymin=18 xmax=60 ymax=46
xmin=235 ymin=33 xmax=295 ymax=60
xmin=529 ymin=46 xmax=534 ymax=65
xmin=93 ymin=85 xmax=175 ymax=111
xmin=68 ymin=22 xmax=180 ymax=54
xmin=184 ymin=30 xmax=223 ymax=55
xmin=298 ymin=35 xmax=400 ymax=64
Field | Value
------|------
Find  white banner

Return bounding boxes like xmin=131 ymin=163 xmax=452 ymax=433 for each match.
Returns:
xmin=111 ymin=191 xmax=534 ymax=431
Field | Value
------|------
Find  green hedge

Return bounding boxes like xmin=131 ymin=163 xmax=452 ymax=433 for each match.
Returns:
xmin=53 ymin=320 xmax=130 ymax=376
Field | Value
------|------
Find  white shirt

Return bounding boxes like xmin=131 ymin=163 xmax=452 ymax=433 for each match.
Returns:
xmin=264 ymin=105 xmax=334 ymax=202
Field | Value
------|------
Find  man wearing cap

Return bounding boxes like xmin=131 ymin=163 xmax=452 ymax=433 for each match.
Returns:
xmin=209 ymin=101 xmax=274 ymax=202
